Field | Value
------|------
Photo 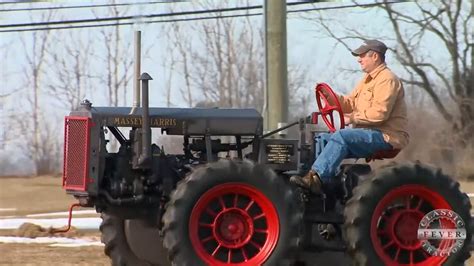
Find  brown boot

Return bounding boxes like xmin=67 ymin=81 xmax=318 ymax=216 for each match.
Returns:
xmin=290 ymin=170 xmax=322 ymax=194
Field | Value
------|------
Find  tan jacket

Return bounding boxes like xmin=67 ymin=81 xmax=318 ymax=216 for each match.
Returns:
xmin=338 ymin=63 xmax=409 ymax=149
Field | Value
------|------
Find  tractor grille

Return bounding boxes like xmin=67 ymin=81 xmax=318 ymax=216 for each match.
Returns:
xmin=63 ymin=116 xmax=91 ymax=191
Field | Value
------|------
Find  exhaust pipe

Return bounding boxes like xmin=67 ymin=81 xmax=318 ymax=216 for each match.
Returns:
xmin=138 ymin=72 xmax=152 ymax=168
xmin=130 ymin=31 xmax=141 ymax=115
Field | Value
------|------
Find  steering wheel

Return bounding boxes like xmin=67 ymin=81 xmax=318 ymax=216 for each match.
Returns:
xmin=315 ymin=83 xmax=345 ymax=132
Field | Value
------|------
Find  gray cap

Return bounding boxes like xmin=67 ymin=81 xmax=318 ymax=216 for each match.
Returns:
xmin=351 ymin=40 xmax=388 ymax=56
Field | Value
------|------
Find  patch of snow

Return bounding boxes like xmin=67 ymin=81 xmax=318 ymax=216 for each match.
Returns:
xmin=0 ymin=218 xmax=101 ymax=230
xmin=26 ymin=210 xmax=97 ymax=217
xmin=0 ymin=236 xmax=103 ymax=247
xmin=0 ymin=208 xmax=17 ymax=212
xmin=49 ymin=242 xmax=104 ymax=247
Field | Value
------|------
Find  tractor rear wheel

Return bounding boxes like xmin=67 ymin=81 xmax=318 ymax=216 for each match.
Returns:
xmin=100 ymin=213 xmax=170 ymax=266
xmin=162 ymin=160 xmax=303 ymax=266
xmin=344 ymin=163 xmax=472 ymax=266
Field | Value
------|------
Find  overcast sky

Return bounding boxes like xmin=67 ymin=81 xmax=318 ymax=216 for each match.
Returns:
xmin=1 ymin=0 xmax=438 ymax=108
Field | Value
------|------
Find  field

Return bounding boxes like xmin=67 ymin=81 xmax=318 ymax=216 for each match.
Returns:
xmin=0 ymin=176 xmax=473 ymax=265
xmin=0 ymin=176 xmax=108 ymax=265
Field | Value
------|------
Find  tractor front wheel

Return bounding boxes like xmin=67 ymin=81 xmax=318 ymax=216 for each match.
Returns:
xmin=100 ymin=213 xmax=169 ymax=266
xmin=344 ymin=163 xmax=472 ymax=266
xmin=162 ymin=160 xmax=303 ymax=266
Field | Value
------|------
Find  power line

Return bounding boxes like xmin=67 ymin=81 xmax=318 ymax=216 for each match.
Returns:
xmin=0 ymin=1 xmax=405 ymax=33
xmin=0 ymin=1 xmax=22 ymax=4
xmin=0 ymin=12 xmax=264 ymax=33
xmin=287 ymin=1 xmax=405 ymax=13
xmin=0 ymin=4 xmax=273 ymax=29
xmin=0 ymin=0 xmax=314 ymax=12
xmin=0 ymin=1 xmax=178 ymax=12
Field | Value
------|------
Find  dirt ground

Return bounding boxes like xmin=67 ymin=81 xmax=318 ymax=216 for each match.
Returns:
xmin=0 ymin=175 xmax=473 ymax=265
xmin=0 ymin=243 xmax=108 ymax=265
xmin=0 ymin=175 xmax=79 ymax=216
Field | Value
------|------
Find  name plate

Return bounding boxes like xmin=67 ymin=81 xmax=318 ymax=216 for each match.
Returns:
xmin=260 ymin=139 xmax=298 ymax=171
xmin=266 ymin=144 xmax=293 ymax=164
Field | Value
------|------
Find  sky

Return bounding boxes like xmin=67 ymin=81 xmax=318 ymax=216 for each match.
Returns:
xmin=1 ymin=0 xmax=432 ymax=107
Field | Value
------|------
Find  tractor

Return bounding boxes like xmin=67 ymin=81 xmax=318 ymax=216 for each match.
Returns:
xmin=61 ymin=73 xmax=472 ymax=265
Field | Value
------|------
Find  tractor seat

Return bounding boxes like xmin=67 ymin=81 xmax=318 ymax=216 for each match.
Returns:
xmin=366 ymin=149 xmax=401 ymax=162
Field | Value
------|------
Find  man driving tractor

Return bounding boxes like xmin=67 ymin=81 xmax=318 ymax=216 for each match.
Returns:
xmin=291 ymin=39 xmax=410 ymax=193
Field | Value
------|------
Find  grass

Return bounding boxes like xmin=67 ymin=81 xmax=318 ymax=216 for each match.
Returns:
xmin=0 ymin=176 xmax=80 ymax=216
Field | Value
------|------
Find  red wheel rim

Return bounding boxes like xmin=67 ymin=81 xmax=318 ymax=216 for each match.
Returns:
xmin=370 ymin=185 xmax=452 ymax=266
xmin=315 ymin=83 xmax=345 ymax=132
xmin=189 ymin=183 xmax=279 ymax=265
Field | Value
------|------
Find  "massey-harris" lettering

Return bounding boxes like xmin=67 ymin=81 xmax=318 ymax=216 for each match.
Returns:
xmin=110 ymin=117 xmax=178 ymax=127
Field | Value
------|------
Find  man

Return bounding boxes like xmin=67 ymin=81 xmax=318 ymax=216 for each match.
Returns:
xmin=291 ymin=39 xmax=409 ymax=193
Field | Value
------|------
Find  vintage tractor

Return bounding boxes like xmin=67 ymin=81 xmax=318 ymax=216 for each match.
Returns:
xmin=61 ymin=74 xmax=472 ymax=265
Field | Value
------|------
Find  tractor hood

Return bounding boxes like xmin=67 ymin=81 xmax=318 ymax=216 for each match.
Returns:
xmin=69 ymin=106 xmax=263 ymax=136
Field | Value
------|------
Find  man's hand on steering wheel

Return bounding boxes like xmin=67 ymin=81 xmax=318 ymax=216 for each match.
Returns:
xmin=315 ymin=83 xmax=345 ymax=132
xmin=320 ymin=88 xmax=337 ymax=105
xmin=343 ymin=114 xmax=352 ymax=125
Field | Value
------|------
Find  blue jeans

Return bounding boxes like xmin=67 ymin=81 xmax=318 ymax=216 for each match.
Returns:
xmin=312 ymin=128 xmax=392 ymax=182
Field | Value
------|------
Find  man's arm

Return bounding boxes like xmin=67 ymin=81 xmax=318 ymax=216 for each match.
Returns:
xmin=336 ymin=84 xmax=359 ymax=113
xmin=349 ymin=78 xmax=402 ymax=125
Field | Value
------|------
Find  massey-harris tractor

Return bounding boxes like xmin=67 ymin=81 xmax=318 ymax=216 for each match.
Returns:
xmin=61 ymin=74 xmax=472 ymax=266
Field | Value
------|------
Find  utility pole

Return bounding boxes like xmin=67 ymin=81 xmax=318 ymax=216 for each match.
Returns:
xmin=263 ymin=0 xmax=288 ymax=135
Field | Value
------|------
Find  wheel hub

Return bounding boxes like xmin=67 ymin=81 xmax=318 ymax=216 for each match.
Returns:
xmin=214 ymin=208 xmax=253 ymax=248
xmin=387 ymin=210 xmax=424 ymax=250
xmin=370 ymin=185 xmax=452 ymax=265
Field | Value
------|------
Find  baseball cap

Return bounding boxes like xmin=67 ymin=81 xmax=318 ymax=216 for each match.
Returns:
xmin=351 ymin=40 xmax=388 ymax=56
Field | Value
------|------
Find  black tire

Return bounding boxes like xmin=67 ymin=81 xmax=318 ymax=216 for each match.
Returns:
xmin=344 ymin=162 xmax=472 ymax=266
xmin=162 ymin=160 xmax=303 ymax=266
xmin=100 ymin=213 xmax=169 ymax=266
xmin=124 ymin=219 xmax=170 ymax=266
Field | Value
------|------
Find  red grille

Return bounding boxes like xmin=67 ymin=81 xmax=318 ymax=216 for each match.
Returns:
xmin=63 ymin=116 xmax=91 ymax=191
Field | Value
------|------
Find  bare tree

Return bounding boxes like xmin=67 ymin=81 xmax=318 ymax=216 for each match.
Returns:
xmin=0 ymin=38 xmax=15 ymax=150
xmin=45 ymin=30 xmax=95 ymax=110
xmin=165 ymin=1 xmax=309 ymax=112
xmin=304 ymin=1 xmax=472 ymax=145
xmin=160 ymin=26 xmax=178 ymax=107
xmin=382 ymin=0 xmax=473 ymax=144
xmin=94 ymin=5 xmax=134 ymax=107
xmin=15 ymin=11 xmax=61 ymax=175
